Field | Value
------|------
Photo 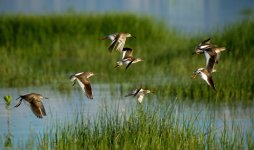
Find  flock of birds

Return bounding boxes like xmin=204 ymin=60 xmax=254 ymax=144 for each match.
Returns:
xmin=192 ymin=38 xmax=226 ymax=92
xmin=13 ymin=33 xmax=225 ymax=119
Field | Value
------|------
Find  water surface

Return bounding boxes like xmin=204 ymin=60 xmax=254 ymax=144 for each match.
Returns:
xmin=0 ymin=85 xmax=254 ymax=147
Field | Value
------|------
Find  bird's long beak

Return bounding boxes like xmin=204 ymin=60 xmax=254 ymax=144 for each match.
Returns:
xmin=16 ymin=97 xmax=21 ymax=100
xmin=131 ymin=35 xmax=136 ymax=38
xmin=44 ymin=97 xmax=49 ymax=99
xmin=72 ymin=81 xmax=76 ymax=86
xmin=191 ymin=74 xmax=197 ymax=79
xmin=98 ymin=36 xmax=107 ymax=40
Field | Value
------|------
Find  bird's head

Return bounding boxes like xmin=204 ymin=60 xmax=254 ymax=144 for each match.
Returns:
xmin=192 ymin=68 xmax=203 ymax=79
xmin=125 ymin=33 xmax=135 ymax=38
xmin=69 ymin=74 xmax=76 ymax=81
xmin=115 ymin=61 xmax=123 ymax=68
xmin=86 ymin=72 xmax=95 ymax=78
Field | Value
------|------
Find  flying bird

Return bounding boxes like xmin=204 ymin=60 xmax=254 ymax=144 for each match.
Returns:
xmin=115 ymin=48 xmax=142 ymax=70
xmin=100 ymin=32 xmax=135 ymax=52
xmin=15 ymin=93 xmax=48 ymax=119
xmin=70 ymin=72 xmax=95 ymax=99
xmin=125 ymin=88 xmax=152 ymax=103
xmin=194 ymin=38 xmax=226 ymax=73
xmin=193 ymin=38 xmax=213 ymax=54
xmin=192 ymin=68 xmax=217 ymax=92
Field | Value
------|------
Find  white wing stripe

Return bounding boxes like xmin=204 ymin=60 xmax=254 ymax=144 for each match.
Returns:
xmin=137 ymin=94 xmax=144 ymax=103
xmin=76 ymin=79 xmax=86 ymax=94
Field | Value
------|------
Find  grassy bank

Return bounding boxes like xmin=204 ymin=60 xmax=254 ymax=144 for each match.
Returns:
xmin=0 ymin=14 xmax=253 ymax=101
xmin=14 ymin=104 xmax=253 ymax=149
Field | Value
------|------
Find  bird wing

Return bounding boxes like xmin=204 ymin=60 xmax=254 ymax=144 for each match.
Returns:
xmin=122 ymin=48 xmax=133 ymax=59
xmin=213 ymin=47 xmax=225 ymax=63
xmin=206 ymin=55 xmax=216 ymax=73
xmin=200 ymin=71 xmax=216 ymax=92
xmin=126 ymin=61 xmax=134 ymax=70
xmin=100 ymin=33 xmax=117 ymax=41
xmin=204 ymin=51 xmax=211 ymax=66
xmin=84 ymin=81 xmax=93 ymax=99
xmin=108 ymin=39 xmax=118 ymax=52
xmin=77 ymin=77 xmax=93 ymax=99
xmin=122 ymin=57 xmax=135 ymax=70
xmin=197 ymin=38 xmax=211 ymax=50
xmin=201 ymin=38 xmax=211 ymax=44
xmin=134 ymin=88 xmax=142 ymax=96
xmin=125 ymin=88 xmax=141 ymax=97
xmin=115 ymin=35 xmax=127 ymax=52
xmin=76 ymin=78 xmax=86 ymax=93
xmin=207 ymin=75 xmax=216 ymax=91
xmin=200 ymin=71 xmax=209 ymax=84
xmin=204 ymin=51 xmax=217 ymax=73
xmin=125 ymin=92 xmax=134 ymax=97
xmin=108 ymin=33 xmax=118 ymax=41
xmin=137 ymin=94 xmax=145 ymax=103
xmin=108 ymin=34 xmax=120 ymax=52
xmin=30 ymin=100 xmax=46 ymax=118
xmin=214 ymin=47 xmax=226 ymax=53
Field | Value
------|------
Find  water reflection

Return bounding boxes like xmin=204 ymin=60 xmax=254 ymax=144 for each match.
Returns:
xmin=0 ymin=0 xmax=253 ymax=33
xmin=0 ymin=85 xmax=254 ymax=146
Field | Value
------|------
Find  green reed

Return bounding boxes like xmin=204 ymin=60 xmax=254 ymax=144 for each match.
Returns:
xmin=0 ymin=14 xmax=253 ymax=101
xmin=16 ymin=104 xmax=253 ymax=149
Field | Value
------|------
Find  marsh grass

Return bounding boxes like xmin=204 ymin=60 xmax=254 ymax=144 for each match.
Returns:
xmin=14 ymin=104 xmax=253 ymax=149
xmin=0 ymin=14 xmax=253 ymax=101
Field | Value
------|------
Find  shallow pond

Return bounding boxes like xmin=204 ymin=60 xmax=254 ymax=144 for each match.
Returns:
xmin=0 ymin=85 xmax=254 ymax=147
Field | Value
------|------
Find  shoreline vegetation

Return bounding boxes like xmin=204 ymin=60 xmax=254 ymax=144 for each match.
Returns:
xmin=0 ymin=14 xmax=253 ymax=101
xmin=17 ymin=104 xmax=254 ymax=149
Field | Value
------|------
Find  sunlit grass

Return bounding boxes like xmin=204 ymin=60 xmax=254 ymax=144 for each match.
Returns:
xmin=14 ymin=104 xmax=254 ymax=149
xmin=0 ymin=14 xmax=253 ymax=101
